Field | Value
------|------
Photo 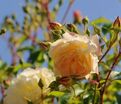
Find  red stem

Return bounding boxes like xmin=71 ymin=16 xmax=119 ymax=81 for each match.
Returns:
xmin=100 ymin=49 xmax=121 ymax=104
xmin=61 ymin=0 xmax=74 ymax=23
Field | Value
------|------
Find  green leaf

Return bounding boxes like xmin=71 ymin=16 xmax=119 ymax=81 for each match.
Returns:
xmin=18 ymin=35 xmax=27 ymax=44
xmin=110 ymin=71 xmax=120 ymax=78
xmin=59 ymin=95 xmax=69 ymax=104
xmin=8 ymin=63 xmax=32 ymax=73
xmin=49 ymin=81 xmax=59 ymax=91
xmin=90 ymin=17 xmax=111 ymax=25
xmin=102 ymin=24 xmax=112 ymax=35
xmin=48 ymin=91 xmax=65 ymax=97
xmin=28 ymin=50 xmax=43 ymax=64
xmin=0 ymin=60 xmax=7 ymax=69
xmin=17 ymin=46 xmax=34 ymax=52
xmin=116 ymin=93 xmax=121 ymax=104
xmin=93 ymin=25 xmax=101 ymax=35
xmin=100 ymin=62 xmax=110 ymax=70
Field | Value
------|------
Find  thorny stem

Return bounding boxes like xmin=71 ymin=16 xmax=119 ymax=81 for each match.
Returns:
xmin=99 ymin=32 xmax=118 ymax=63
xmin=44 ymin=2 xmax=51 ymax=23
xmin=98 ymin=35 xmax=107 ymax=45
xmin=99 ymin=48 xmax=121 ymax=104
xmin=92 ymin=84 xmax=97 ymax=104
xmin=98 ymin=45 xmax=111 ymax=63
xmin=41 ymin=1 xmax=52 ymax=40
xmin=92 ymin=74 xmax=101 ymax=104
xmin=61 ymin=0 xmax=74 ymax=23
xmin=40 ymin=1 xmax=51 ymax=23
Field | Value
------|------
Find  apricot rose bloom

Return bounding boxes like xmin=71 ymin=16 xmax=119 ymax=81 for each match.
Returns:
xmin=4 ymin=68 xmax=55 ymax=104
xmin=49 ymin=32 xmax=101 ymax=78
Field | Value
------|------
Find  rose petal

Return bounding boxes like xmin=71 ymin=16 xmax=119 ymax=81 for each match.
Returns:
xmin=91 ymin=35 xmax=102 ymax=56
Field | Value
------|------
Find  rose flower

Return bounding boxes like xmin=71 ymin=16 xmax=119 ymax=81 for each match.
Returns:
xmin=4 ymin=68 xmax=55 ymax=104
xmin=49 ymin=32 xmax=101 ymax=78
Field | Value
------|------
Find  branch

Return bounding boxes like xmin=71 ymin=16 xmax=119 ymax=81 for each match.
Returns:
xmin=61 ymin=0 xmax=74 ymax=23
xmin=100 ymin=48 xmax=121 ymax=104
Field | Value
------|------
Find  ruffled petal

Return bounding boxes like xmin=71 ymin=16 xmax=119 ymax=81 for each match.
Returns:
xmin=91 ymin=35 xmax=102 ymax=56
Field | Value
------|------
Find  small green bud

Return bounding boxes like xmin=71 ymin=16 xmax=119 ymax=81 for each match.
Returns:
xmin=82 ymin=17 xmax=89 ymax=25
xmin=11 ymin=14 xmax=16 ymax=20
xmin=23 ymin=6 xmax=29 ymax=14
xmin=93 ymin=25 xmax=101 ymax=35
xmin=66 ymin=24 xmax=79 ymax=34
xmin=86 ymin=29 xmax=90 ymax=36
xmin=50 ymin=30 xmax=62 ymax=41
xmin=0 ymin=28 xmax=6 ymax=35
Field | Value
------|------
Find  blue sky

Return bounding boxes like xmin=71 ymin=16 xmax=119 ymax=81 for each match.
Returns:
xmin=56 ymin=0 xmax=121 ymax=22
xmin=0 ymin=0 xmax=121 ymax=64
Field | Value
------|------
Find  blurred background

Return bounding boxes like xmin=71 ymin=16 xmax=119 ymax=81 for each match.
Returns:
xmin=0 ymin=0 xmax=121 ymax=64
xmin=0 ymin=0 xmax=121 ymax=103
xmin=0 ymin=0 xmax=121 ymax=65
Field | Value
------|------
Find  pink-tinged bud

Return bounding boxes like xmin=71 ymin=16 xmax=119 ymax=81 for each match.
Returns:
xmin=48 ymin=22 xmax=62 ymax=30
xmin=73 ymin=10 xmax=82 ymax=24
xmin=39 ymin=41 xmax=50 ymax=50
xmin=58 ymin=77 xmax=72 ymax=86
xmin=113 ymin=16 xmax=121 ymax=28
xmin=89 ymin=80 xmax=98 ymax=85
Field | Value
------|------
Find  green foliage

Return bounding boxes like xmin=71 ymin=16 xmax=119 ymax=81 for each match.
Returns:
xmin=90 ymin=17 xmax=111 ymax=25
xmin=48 ymin=91 xmax=65 ymax=97
xmin=0 ymin=0 xmax=121 ymax=104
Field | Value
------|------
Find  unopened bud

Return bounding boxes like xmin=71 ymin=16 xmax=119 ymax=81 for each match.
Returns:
xmin=58 ymin=77 xmax=72 ymax=86
xmin=0 ymin=28 xmax=6 ymax=35
xmin=11 ymin=14 xmax=16 ymax=20
xmin=23 ymin=6 xmax=29 ymax=14
xmin=113 ymin=16 xmax=121 ymax=28
xmin=82 ymin=17 xmax=89 ymax=25
xmin=39 ymin=41 xmax=50 ymax=50
xmin=66 ymin=24 xmax=79 ymax=33
xmin=5 ymin=17 xmax=13 ymax=25
xmin=49 ymin=22 xmax=62 ymax=30
xmin=86 ymin=29 xmax=90 ymax=36
xmin=73 ymin=10 xmax=82 ymax=24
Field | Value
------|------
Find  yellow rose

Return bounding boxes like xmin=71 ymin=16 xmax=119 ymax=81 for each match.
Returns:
xmin=49 ymin=32 xmax=101 ymax=78
xmin=4 ymin=68 xmax=55 ymax=104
